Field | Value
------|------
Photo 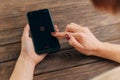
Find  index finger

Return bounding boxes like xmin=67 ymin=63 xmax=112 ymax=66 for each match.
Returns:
xmin=52 ymin=32 xmax=68 ymax=38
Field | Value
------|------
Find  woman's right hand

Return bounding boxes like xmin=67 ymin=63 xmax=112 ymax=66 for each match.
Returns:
xmin=52 ymin=23 xmax=103 ymax=56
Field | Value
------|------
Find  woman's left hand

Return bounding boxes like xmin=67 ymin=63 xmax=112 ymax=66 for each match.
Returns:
xmin=21 ymin=24 xmax=47 ymax=66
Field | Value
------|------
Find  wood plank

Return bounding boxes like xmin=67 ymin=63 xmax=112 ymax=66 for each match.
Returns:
xmin=0 ymin=0 xmax=90 ymax=20
xmin=91 ymin=23 xmax=120 ymax=41
xmin=1 ymin=34 xmax=120 ymax=64
xmin=0 ymin=60 xmax=15 ymax=80
xmin=0 ymin=38 xmax=71 ymax=63
xmin=0 ymin=39 xmax=120 ymax=79
xmin=0 ymin=22 xmax=120 ymax=46
xmin=0 ymin=1 xmax=120 ymax=80
xmin=34 ymin=60 xmax=119 ymax=80
xmin=92 ymin=67 xmax=120 ymax=80
xmin=0 ymin=0 xmax=120 ymax=64
xmin=0 ymin=48 xmax=100 ymax=80
xmin=0 ymin=2 xmax=120 ymax=31
xmin=1 ymin=26 xmax=120 ymax=63
xmin=0 ymin=28 xmax=23 ymax=46
xmin=0 ymin=1 xmax=120 ymax=46
xmin=0 ymin=43 xmax=21 ymax=62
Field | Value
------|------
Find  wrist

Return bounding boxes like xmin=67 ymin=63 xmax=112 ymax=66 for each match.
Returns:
xmin=92 ymin=41 xmax=106 ymax=56
xmin=19 ymin=52 xmax=36 ymax=67
xmin=10 ymin=53 xmax=35 ymax=80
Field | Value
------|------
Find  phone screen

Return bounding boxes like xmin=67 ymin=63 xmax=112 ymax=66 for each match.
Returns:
xmin=27 ymin=9 xmax=60 ymax=54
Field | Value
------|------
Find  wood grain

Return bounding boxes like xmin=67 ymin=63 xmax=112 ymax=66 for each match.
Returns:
xmin=91 ymin=67 xmax=120 ymax=80
xmin=0 ymin=48 xmax=100 ymax=80
xmin=0 ymin=0 xmax=120 ymax=51
xmin=0 ymin=0 xmax=91 ymax=20
xmin=0 ymin=2 xmax=120 ymax=46
xmin=0 ymin=23 xmax=120 ymax=63
xmin=0 ymin=0 xmax=120 ymax=80
xmin=1 ymin=39 xmax=120 ymax=80
xmin=1 ymin=22 xmax=120 ymax=47
xmin=34 ymin=60 xmax=119 ymax=80
xmin=0 ymin=2 xmax=120 ymax=31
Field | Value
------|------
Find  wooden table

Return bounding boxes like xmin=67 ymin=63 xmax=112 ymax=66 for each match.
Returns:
xmin=0 ymin=0 xmax=120 ymax=80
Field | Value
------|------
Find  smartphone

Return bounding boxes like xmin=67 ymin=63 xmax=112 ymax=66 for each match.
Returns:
xmin=27 ymin=9 xmax=60 ymax=54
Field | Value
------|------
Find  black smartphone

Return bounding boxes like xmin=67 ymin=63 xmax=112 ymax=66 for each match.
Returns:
xmin=27 ymin=9 xmax=60 ymax=54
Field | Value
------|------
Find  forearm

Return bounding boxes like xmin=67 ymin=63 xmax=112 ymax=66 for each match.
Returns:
xmin=95 ymin=42 xmax=120 ymax=63
xmin=10 ymin=52 xmax=35 ymax=80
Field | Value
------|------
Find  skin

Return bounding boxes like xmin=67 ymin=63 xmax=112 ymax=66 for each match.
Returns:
xmin=10 ymin=23 xmax=120 ymax=80
xmin=10 ymin=25 xmax=47 ymax=80
xmin=10 ymin=4 xmax=120 ymax=80
xmin=52 ymin=23 xmax=120 ymax=63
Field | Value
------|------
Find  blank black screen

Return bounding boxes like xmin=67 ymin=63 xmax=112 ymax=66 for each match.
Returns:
xmin=27 ymin=9 xmax=60 ymax=54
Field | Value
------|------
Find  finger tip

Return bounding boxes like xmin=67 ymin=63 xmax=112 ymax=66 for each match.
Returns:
xmin=25 ymin=24 xmax=30 ymax=30
xmin=54 ymin=25 xmax=58 ymax=29
xmin=26 ymin=24 xmax=28 ymax=27
xmin=51 ymin=32 xmax=56 ymax=36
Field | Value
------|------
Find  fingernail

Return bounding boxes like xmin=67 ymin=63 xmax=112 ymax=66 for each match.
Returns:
xmin=51 ymin=32 xmax=56 ymax=35
xmin=65 ymin=34 xmax=70 ymax=40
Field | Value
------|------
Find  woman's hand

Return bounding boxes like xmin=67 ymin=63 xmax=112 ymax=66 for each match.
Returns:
xmin=53 ymin=23 xmax=120 ymax=63
xmin=52 ymin=23 xmax=103 ymax=56
xmin=20 ymin=24 xmax=47 ymax=66
xmin=10 ymin=25 xmax=47 ymax=80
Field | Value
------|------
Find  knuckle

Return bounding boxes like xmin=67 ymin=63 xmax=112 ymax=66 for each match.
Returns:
xmin=69 ymin=41 xmax=74 ymax=46
xmin=84 ymin=27 xmax=89 ymax=31
xmin=70 ymin=23 xmax=75 ymax=25
xmin=66 ymin=24 xmax=70 ymax=29
xmin=78 ymin=33 xmax=83 ymax=38
xmin=83 ymin=27 xmax=89 ymax=30
xmin=81 ymin=27 xmax=89 ymax=33
xmin=70 ymin=41 xmax=76 ymax=47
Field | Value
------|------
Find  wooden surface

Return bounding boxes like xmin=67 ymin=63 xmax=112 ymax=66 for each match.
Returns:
xmin=92 ymin=67 xmax=120 ymax=80
xmin=0 ymin=0 xmax=120 ymax=80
